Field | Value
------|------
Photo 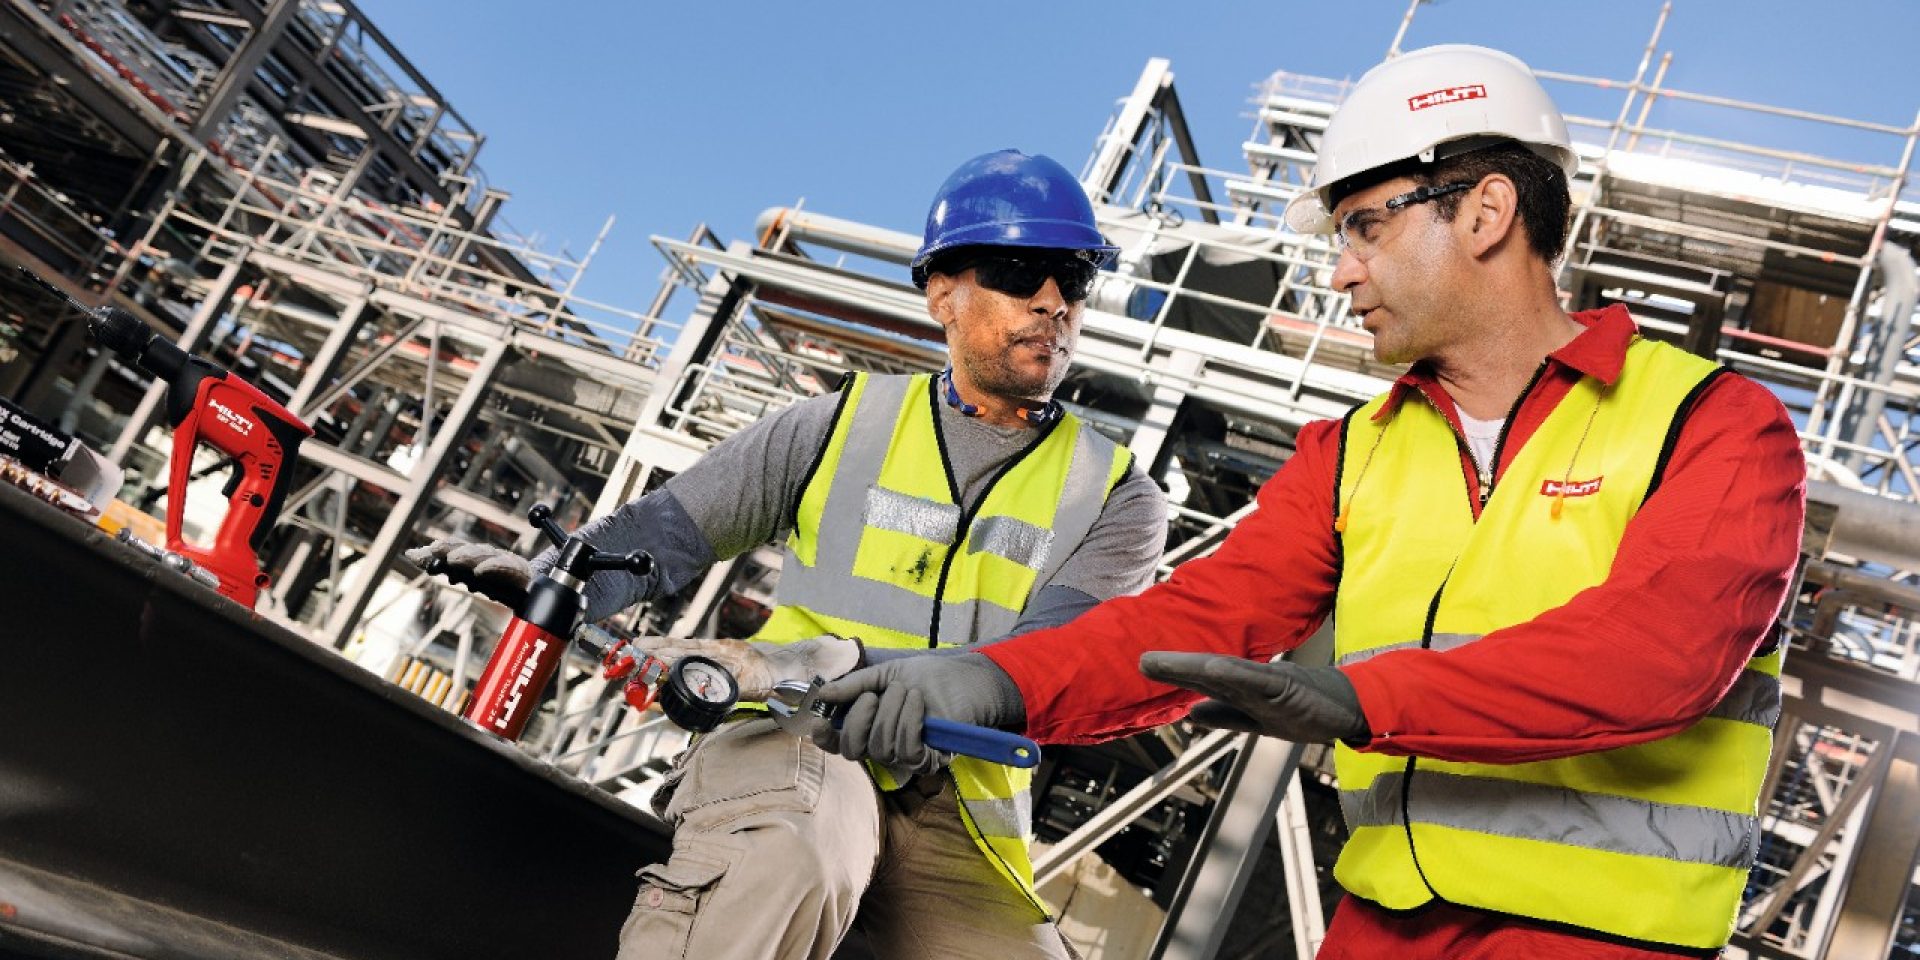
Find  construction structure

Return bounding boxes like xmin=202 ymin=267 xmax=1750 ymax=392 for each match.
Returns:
xmin=0 ymin=0 xmax=1916 ymax=958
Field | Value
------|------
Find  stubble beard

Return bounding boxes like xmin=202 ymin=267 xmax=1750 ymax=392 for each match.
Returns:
xmin=963 ymin=328 xmax=1074 ymax=401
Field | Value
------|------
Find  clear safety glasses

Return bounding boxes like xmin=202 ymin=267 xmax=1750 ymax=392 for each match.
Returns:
xmin=1333 ymin=181 xmax=1476 ymax=260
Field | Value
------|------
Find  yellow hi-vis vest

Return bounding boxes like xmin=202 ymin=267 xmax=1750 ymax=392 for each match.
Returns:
xmin=1331 ymin=337 xmax=1781 ymax=951
xmin=751 ymin=372 xmax=1131 ymax=910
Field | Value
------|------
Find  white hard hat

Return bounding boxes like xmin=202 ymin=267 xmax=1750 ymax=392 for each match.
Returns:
xmin=1283 ymin=44 xmax=1579 ymax=235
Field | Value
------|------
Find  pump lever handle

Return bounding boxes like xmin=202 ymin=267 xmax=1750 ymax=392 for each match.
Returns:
xmin=526 ymin=503 xmax=569 ymax=548
xmin=584 ymin=549 xmax=653 ymax=577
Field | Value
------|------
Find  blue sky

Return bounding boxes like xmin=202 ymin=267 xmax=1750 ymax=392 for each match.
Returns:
xmin=357 ymin=1 xmax=1920 ymax=317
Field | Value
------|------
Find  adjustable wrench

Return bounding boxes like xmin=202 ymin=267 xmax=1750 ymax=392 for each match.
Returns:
xmin=766 ymin=677 xmax=1041 ymax=768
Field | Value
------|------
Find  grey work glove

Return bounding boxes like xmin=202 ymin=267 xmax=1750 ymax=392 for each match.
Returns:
xmin=405 ymin=539 xmax=534 ymax=610
xmin=628 ymin=634 xmax=863 ymax=703
xmin=809 ymin=653 xmax=1025 ymax=775
xmin=1139 ymin=652 xmax=1371 ymax=745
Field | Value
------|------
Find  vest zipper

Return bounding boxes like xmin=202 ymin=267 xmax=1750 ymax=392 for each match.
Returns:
xmin=923 ymin=386 xmax=1060 ymax=647
xmin=1434 ymin=362 xmax=1548 ymax=516
xmin=1396 ymin=363 xmax=1548 ymax=901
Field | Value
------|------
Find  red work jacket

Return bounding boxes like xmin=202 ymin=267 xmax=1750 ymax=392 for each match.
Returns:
xmin=983 ymin=305 xmax=1806 ymax=958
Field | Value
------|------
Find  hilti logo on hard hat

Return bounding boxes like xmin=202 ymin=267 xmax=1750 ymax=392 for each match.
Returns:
xmin=1540 ymin=476 xmax=1604 ymax=498
xmin=1407 ymin=85 xmax=1488 ymax=112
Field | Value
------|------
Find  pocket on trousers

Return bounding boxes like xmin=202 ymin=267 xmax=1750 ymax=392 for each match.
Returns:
xmin=615 ymin=851 xmax=731 ymax=960
xmin=665 ymin=717 xmax=824 ymax=825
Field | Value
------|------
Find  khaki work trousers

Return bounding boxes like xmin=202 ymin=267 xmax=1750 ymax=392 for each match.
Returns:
xmin=614 ymin=716 xmax=1075 ymax=960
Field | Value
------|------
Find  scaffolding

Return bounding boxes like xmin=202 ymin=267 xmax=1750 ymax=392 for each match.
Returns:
xmin=556 ymin=30 xmax=1920 ymax=960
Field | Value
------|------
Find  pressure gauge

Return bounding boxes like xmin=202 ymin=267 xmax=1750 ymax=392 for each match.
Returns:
xmin=658 ymin=656 xmax=739 ymax=733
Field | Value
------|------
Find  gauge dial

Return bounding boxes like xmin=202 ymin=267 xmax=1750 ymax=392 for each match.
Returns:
xmin=678 ymin=661 xmax=735 ymax=703
xmin=659 ymin=656 xmax=739 ymax=733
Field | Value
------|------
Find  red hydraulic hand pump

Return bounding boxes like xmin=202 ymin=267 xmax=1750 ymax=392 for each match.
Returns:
xmin=429 ymin=504 xmax=653 ymax=741
xmin=22 ymin=267 xmax=311 ymax=607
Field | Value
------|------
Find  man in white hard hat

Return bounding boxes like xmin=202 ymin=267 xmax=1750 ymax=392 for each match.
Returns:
xmin=812 ymin=45 xmax=1806 ymax=958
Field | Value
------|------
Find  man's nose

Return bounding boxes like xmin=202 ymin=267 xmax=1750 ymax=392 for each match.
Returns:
xmin=1330 ymin=248 xmax=1368 ymax=293
xmin=1029 ymin=277 xmax=1069 ymax=319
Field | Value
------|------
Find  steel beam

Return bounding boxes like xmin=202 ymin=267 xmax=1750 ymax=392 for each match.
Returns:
xmin=665 ymin=557 xmax=743 ymax=640
xmin=1822 ymin=731 xmax=1920 ymax=959
xmin=1033 ymin=728 xmax=1240 ymax=888
xmin=1275 ymin=771 xmax=1327 ymax=958
xmin=287 ymin=292 xmax=373 ymax=417
xmin=0 ymin=3 xmax=166 ymax=153
xmin=594 ymin=248 xmax=745 ymax=515
xmin=1127 ymin=349 xmax=1203 ymax=476
xmin=1152 ymin=733 xmax=1307 ymax=960
xmin=187 ymin=0 xmax=299 ymax=143
xmin=1151 ymin=628 xmax=1333 ymax=960
xmin=300 ymin=437 xmax=522 ymax=534
xmin=323 ymin=337 xmax=511 ymax=647
xmin=1086 ymin=59 xmax=1174 ymax=206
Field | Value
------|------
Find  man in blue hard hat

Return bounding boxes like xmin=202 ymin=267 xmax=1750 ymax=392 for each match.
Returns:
xmin=411 ymin=150 xmax=1167 ymax=958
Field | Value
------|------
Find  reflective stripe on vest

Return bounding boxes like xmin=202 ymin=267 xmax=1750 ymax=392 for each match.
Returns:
xmin=750 ymin=371 xmax=1130 ymax=910
xmin=765 ymin=373 xmax=1127 ymax=648
xmin=1332 ymin=338 xmax=1775 ymax=951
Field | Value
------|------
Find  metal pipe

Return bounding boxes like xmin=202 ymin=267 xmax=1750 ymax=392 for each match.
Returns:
xmin=1624 ymin=53 xmax=1672 ymax=153
xmin=1804 ymin=561 xmax=1920 ymax=613
xmin=1807 ymin=481 xmax=1920 ymax=570
xmin=751 ymin=207 xmax=918 ymax=264
xmin=1384 ymin=0 xmax=1422 ymax=58
xmin=1608 ymin=122 xmax=1902 ymax=178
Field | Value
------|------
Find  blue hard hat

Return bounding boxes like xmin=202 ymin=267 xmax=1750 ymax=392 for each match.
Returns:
xmin=911 ymin=149 xmax=1118 ymax=288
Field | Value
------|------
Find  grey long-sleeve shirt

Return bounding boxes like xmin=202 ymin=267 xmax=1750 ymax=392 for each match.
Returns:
xmin=551 ymin=386 xmax=1169 ymax=644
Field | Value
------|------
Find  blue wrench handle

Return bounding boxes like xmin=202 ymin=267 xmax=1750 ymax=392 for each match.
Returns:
xmin=923 ymin=716 xmax=1041 ymax=768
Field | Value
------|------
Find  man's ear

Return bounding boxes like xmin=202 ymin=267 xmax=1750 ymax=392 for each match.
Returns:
xmin=926 ymin=273 xmax=960 ymax=329
xmin=1461 ymin=174 xmax=1520 ymax=258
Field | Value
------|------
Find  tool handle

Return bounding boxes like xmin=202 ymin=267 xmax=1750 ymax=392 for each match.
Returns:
xmin=923 ymin=716 xmax=1041 ymax=769
xmin=528 ymin=503 xmax=568 ymax=548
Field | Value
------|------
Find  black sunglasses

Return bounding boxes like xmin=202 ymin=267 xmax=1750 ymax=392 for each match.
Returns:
xmin=938 ymin=251 xmax=1102 ymax=303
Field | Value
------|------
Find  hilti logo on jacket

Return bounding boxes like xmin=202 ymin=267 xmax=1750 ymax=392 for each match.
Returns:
xmin=1407 ymin=85 xmax=1487 ymax=111
xmin=1540 ymin=476 xmax=1604 ymax=498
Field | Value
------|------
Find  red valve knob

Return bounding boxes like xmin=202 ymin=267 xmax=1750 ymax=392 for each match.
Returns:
xmin=602 ymin=639 xmax=638 ymax=681
xmin=619 ymin=655 xmax=669 ymax=711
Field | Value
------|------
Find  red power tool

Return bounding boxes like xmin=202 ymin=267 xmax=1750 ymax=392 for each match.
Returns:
xmin=22 ymin=267 xmax=312 ymax=607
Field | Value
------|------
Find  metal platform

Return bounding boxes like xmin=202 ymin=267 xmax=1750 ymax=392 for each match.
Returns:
xmin=0 ymin=482 xmax=668 ymax=960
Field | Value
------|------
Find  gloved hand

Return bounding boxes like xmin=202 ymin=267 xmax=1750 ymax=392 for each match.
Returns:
xmin=405 ymin=539 xmax=534 ymax=610
xmin=1139 ymin=652 xmax=1370 ymax=745
xmin=809 ymin=653 xmax=1025 ymax=775
xmin=626 ymin=634 xmax=863 ymax=702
